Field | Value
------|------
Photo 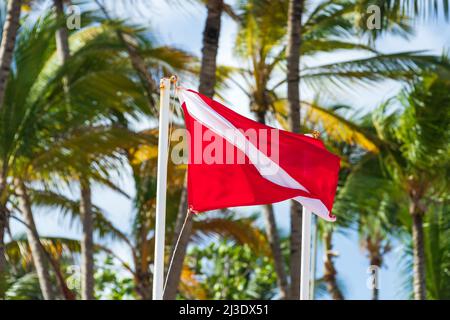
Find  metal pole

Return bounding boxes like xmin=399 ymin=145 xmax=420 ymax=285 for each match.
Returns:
xmin=310 ymin=214 xmax=318 ymax=299
xmin=152 ymin=77 xmax=171 ymax=300
xmin=300 ymin=206 xmax=312 ymax=300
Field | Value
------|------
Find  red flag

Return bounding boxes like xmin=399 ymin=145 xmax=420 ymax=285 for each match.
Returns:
xmin=177 ymin=88 xmax=340 ymax=221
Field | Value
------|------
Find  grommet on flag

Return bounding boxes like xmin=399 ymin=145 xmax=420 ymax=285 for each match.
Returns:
xmin=312 ymin=130 xmax=321 ymax=139
xmin=170 ymin=75 xmax=178 ymax=84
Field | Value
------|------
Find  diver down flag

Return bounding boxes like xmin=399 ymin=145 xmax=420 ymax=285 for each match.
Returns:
xmin=177 ymin=87 xmax=340 ymax=221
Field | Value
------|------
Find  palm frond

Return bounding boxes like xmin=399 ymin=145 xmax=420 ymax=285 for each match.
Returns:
xmin=191 ymin=213 xmax=270 ymax=256
xmin=302 ymin=51 xmax=449 ymax=91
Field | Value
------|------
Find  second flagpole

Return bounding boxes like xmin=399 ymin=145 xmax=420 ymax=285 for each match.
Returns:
xmin=300 ymin=130 xmax=321 ymax=300
xmin=300 ymin=206 xmax=312 ymax=300
xmin=152 ymin=77 xmax=171 ymax=300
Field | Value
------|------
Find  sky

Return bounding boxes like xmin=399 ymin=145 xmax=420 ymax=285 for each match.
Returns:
xmin=9 ymin=0 xmax=450 ymax=300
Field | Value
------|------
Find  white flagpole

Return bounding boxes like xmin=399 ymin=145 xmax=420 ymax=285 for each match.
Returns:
xmin=152 ymin=77 xmax=171 ymax=300
xmin=300 ymin=206 xmax=312 ymax=300
xmin=310 ymin=214 xmax=318 ymax=299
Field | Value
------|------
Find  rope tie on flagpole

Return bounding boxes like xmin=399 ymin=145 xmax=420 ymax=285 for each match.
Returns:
xmin=163 ymin=207 xmax=193 ymax=296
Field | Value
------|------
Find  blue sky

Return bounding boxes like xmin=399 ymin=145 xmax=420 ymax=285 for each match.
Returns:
xmin=10 ymin=0 xmax=450 ymax=300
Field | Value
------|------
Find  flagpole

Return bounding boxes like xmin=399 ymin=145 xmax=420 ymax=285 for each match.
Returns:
xmin=300 ymin=206 xmax=312 ymax=300
xmin=152 ymin=77 xmax=171 ymax=300
xmin=310 ymin=214 xmax=318 ymax=299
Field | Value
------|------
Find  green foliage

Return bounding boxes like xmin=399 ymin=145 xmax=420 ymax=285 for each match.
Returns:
xmin=356 ymin=73 xmax=450 ymax=299
xmin=398 ymin=202 xmax=450 ymax=299
xmin=397 ymin=73 xmax=450 ymax=172
xmin=185 ymin=241 xmax=278 ymax=300
xmin=373 ymin=71 xmax=450 ymax=205
xmin=95 ymin=256 xmax=136 ymax=300
xmin=5 ymin=272 xmax=44 ymax=300
xmin=424 ymin=203 xmax=450 ymax=299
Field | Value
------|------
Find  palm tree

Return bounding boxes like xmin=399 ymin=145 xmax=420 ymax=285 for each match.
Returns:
xmin=50 ymin=1 xmax=126 ymax=300
xmin=399 ymin=201 xmax=450 ymax=300
xmin=314 ymin=113 xmax=372 ymax=300
xmin=0 ymin=8 xmax=192 ymax=299
xmin=372 ymin=71 xmax=450 ymax=299
xmin=303 ymin=2 xmax=450 ymax=298
xmin=361 ymin=222 xmax=391 ymax=300
xmin=321 ymin=225 xmax=344 ymax=300
xmin=52 ymin=0 xmax=152 ymax=298
xmin=336 ymin=153 xmax=403 ymax=300
xmin=0 ymin=0 xmax=22 ymax=110
xmin=0 ymin=15 xmax=62 ymax=299
xmin=333 ymin=69 xmax=449 ymax=300
xmin=49 ymin=0 xmax=96 ymax=300
xmin=53 ymin=0 xmax=70 ymax=68
xmin=14 ymin=179 xmax=56 ymax=299
xmin=286 ymin=0 xmax=304 ymax=299
xmin=260 ymin=204 xmax=289 ymax=298
xmin=0 ymin=0 xmax=22 ymax=297
xmin=78 ymin=177 xmax=94 ymax=300
xmin=199 ymin=0 xmax=225 ymax=97
xmin=4 ymin=235 xmax=80 ymax=299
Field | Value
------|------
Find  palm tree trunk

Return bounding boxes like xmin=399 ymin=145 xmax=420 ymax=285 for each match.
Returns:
xmin=118 ymin=34 xmax=156 ymax=109
xmin=286 ymin=0 xmax=304 ymax=300
xmin=411 ymin=203 xmax=426 ymax=300
xmin=370 ymin=262 xmax=379 ymax=300
xmin=53 ymin=0 xmax=72 ymax=110
xmin=80 ymin=179 xmax=94 ymax=300
xmin=15 ymin=180 xmax=55 ymax=300
xmin=286 ymin=0 xmax=302 ymax=134
xmin=47 ymin=255 xmax=77 ymax=300
xmin=165 ymin=0 xmax=224 ymax=300
xmin=163 ymin=210 xmax=193 ymax=300
xmin=323 ymin=230 xmax=344 ymax=300
xmin=0 ymin=175 xmax=8 ymax=298
xmin=367 ymin=242 xmax=382 ymax=300
xmin=289 ymin=201 xmax=302 ymax=299
xmin=53 ymin=2 xmax=95 ymax=299
xmin=171 ymin=177 xmax=189 ymax=261
xmin=54 ymin=0 xmax=70 ymax=65
xmin=255 ymin=110 xmax=289 ymax=299
xmin=262 ymin=204 xmax=289 ymax=299
xmin=0 ymin=203 xmax=7 ymax=299
xmin=198 ymin=0 xmax=223 ymax=98
xmin=134 ymin=270 xmax=152 ymax=300
xmin=0 ymin=0 xmax=22 ymax=110
xmin=163 ymin=177 xmax=191 ymax=300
